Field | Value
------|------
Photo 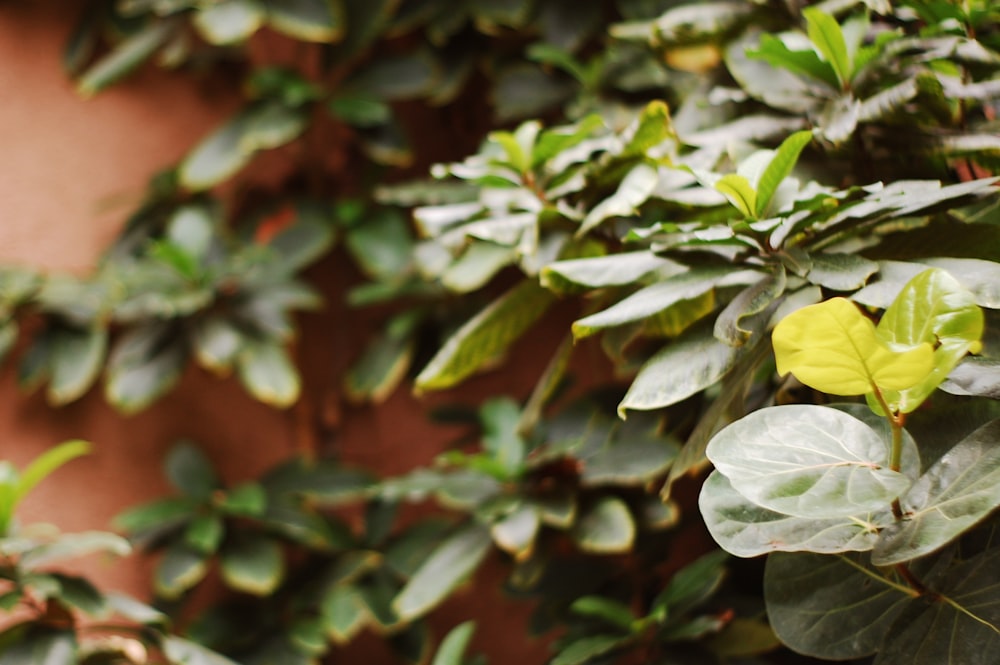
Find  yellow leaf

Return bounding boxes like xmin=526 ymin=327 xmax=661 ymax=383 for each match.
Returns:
xmin=772 ymin=298 xmax=933 ymax=396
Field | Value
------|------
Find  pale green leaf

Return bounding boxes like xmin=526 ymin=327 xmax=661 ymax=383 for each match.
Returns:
xmin=15 ymin=440 xmax=91 ymax=505
xmin=577 ymin=162 xmax=658 ymax=236
xmin=714 ymin=174 xmax=757 ymax=219
xmin=806 ymin=252 xmax=879 ymax=291
xmin=265 ymin=0 xmax=345 ymax=42
xmin=490 ymin=504 xmax=539 ymax=559
xmin=706 ymin=405 xmax=911 ymax=518
xmin=20 ymin=531 xmax=131 ymax=568
xmin=193 ymin=0 xmax=266 ymax=44
xmin=754 ymin=130 xmax=813 ymax=218
xmin=804 ymin=7 xmax=852 ymax=89
xmin=392 ymin=523 xmax=492 ymax=620
xmin=713 ymin=267 xmax=786 ymax=346
xmin=236 ymin=341 xmax=301 ymax=408
xmin=431 ymin=621 xmax=476 ymax=665
xmin=772 ymin=297 xmax=934 ymax=395
xmin=540 ymin=251 xmax=684 ymax=293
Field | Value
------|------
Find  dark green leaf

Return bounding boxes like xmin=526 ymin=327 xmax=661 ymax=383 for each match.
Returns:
xmin=571 ymin=497 xmax=635 ymax=554
xmin=162 ymin=636 xmax=242 ymax=665
xmin=551 ymin=635 xmax=625 ymax=665
xmin=165 ymin=441 xmax=219 ymax=500
xmin=193 ymin=0 xmax=266 ymax=44
xmin=77 ymin=20 xmax=175 ymax=97
xmin=47 ymin=326 xmax=107 ymax=405
xmin=219 ymin=535 xmax=285 ymax=596
xmin=154 ymin=543 xmax=209 ymax=599
xmin=184 ymin=514 xmax=224 ymax=554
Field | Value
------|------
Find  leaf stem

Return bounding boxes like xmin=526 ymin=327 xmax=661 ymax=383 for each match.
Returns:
xmin=871 ymin=384 xmax=905 ymax=519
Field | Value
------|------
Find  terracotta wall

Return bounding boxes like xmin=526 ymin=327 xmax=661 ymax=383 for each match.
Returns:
xmin=0 ymin=5 xmax=602 ymax=662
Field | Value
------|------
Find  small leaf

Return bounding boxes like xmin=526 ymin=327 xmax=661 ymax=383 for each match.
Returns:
xmin=490 ymin=504 xmax=539 ymax=560
xmin=236 ymin=341 xmax=301 ymax=407
xmin=714 ymin=174 xmax=757 ymax=219
xmin=570 ymin=596 xmax=634 ymax=630
xmin=392 ymin=523 xmax=493 ymax=621
xmin=571 ymin=497 xmax=635 ymax=554
xmin=344 ymin=312 xmax=419 ymax=403
xmin=162 ymin=636 xmax=242 ymax=665
xmin=193 ymin=0 xmax=266 ymax=44
xmin=104 ymin=325 xmax=187 ymax=414
xmin=76 ymin=20 xmax=175 ymax=97
xmin=219 ymin=536 xmax=285 ymax=596
xmin=165 ymin=441 xmax=219 ymax=500
xmin=706 ymin=405 xmax=911 ymax=519
xmin=577 ymin=162 xmax=659 ymax=236
xmin=154 ymin=544 xmax=209 ymax=599
xmin=15 ymin=440 xmax=91 ymax=505
xmin=772 ymin=297 xmax=934 ymax=396
xmin=803 ymin=7 xmax=852 ymax=89
xmin=431 ymin=621 xmax=476 ymax=665
xmin=47 ymin=326 xmax=107 ymax=405
xmin=20 ymin=531 xmax=131 ymax=567
xmin=713 ymin=267 xmax=786 ymax=346
xmin=184 ymin=514 xmax=224 ymax=554
xmin=551 ymin=635 xmax=624 ymax=665
xmin=322 ymin=584 xmax=368 ymax=644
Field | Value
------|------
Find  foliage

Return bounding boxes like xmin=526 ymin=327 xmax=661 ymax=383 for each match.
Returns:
xmin=2 ymin=0 xmax=1000 ymax=663
xmin=0 ymin=442 xmax=237 ymax=664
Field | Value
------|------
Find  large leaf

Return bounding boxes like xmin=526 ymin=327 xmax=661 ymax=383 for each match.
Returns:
xmin=764 ymin=552 xmax=912 ymax=659
xmin=874 ymin=546 xmax=1000 ymax=665
xmin=392 ymin=523 xmax=493 ymax=621
xmin=869 ymin=268 xmax=983 ymax=415
xmin=415 ymin=280 xmax=554 ymax=391
xmin=700 ymin=471 xmax=891 ymax=557
xmin=20 ymin=531 xmax=131 ymax=567
xmin=806 ymin=252 xmax=879 ymax=291
xmin=772 ymin=297 xmax=934 ymax=396
xmin=873 ymin=418 xmax=1000 ymax=566
xmin=706 ymin=405 xmax=911 ymax=519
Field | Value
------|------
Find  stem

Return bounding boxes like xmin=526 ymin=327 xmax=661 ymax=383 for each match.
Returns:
xmin=871 ymin=384 xmax=906 ymax=519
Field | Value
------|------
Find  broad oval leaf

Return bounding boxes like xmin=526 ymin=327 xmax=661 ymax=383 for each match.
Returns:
xmin=47 ymin=326 xmax=107 ymax=406
xmin=193 ymin=0 xmax=266 ymax=44
xmin=219 ymin=536 xmax=285 ymax=596
xmin=765 ymin=552 xmax=911 ymax=659
xmin=706 ymin=405 xmax=911 ymax=519
xmin=541 ymin=251 xmax=685 ymax=294
xmin=571 ymin=496 xmax=636 ymax=554
xmin=873 ymin=418 xmax=1000 ymax=565
xmin=700 ymin=471 xmax=891 ymax=557
xmin=772 ymin=297 xmax=934 ymax=396
xmin=236 ymin=341 xmax=301 ymax=408
xmin=870 ymin=268 xmax=983 ymax=415
xmin=392 ymin=522 xmax=492 ymax=621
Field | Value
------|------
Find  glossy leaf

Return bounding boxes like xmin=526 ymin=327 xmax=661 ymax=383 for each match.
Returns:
xmin=765 ymin=552 xmax=912 ymax=659
xmin=700 ymin=471 xmax=890 ymax=557
xmin=219 ymin=536 xmax=285 ymax=596
xmin=706 ymin=405 xmax=911 ymax=519
xmin=772 ymin=297 xmax=934 ymax=396
xmin=714 ymin=174 xmax=756 ymax=219
xmin=806 ymin=252 xmax=879 ymax=291
xmin=713 ymin=267 xmax=786 ymax=346
xmin=870 ymin=268 xmax=984 ymax=415
xmin=541 ymin=251 xmax=684 ymax=293
xmin=415 ymin=280 xmax=554 ymax=391
xmin=873 ymin=418 xmax=1000 ymax=565
xmin=803 ymin=8 xmax=851 ymax=88
xmin=392 ymin=523 xmax=492 ymax=621
xmin=577 ymin=162 xmax=658 ymax=236
xmin=571 ymin=497 xmax=635 ymax=554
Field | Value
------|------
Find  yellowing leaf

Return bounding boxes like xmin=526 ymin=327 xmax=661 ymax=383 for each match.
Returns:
xmin=772 ymin=298 xmax=933 ymax=396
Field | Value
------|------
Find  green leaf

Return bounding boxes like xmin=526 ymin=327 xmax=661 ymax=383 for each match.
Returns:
xmin=869 ymin=268 xmax=983 ymax=415
xmin=803 ymin=7 xmax=852 ymax=89
xmin=20 ymin=531 xmax=131 ymax=567
xmin=754 ymin=130 xmax=813 ymax=218
xmin=431 ymin=621 xmax=476 ymax=665
xmin=162 ymin=636 xmax=242 ymax=665
xmin=184 ymin=514 xmax=224 ymax=554
xmin=571 ymin=497 xmax=635 ymax=554
xmin=15 ymin=440 xmax=91 ymax=506
xmin=873 ymin=419 xmax=1000 ymax=566
xmin=193 ymin=0 xmax=266 ymax=44
xmin=874 ymin=546 xmax=1000 ymax=665
xmin=165 ymin=441 xmax=219 ymax=500
xmin=322 ymin=584 xmax=368 ymax=644
xmin=706 ymin=405 xmax=911 ymax=519
xmin=577 ymin=162 xmax=659 ymax=236
xmin=392 ymin=523 xmax=493 ymax=621
xmin=193 ymin=317 xmax=243 ymax=374
xmin=541 ymin=251 xmax=683 ymax=293
xmin=236 ymin=341 xmax=301 ymax=408
xmin=714 ymin=174 xmax=757 ymax=219
xmin=572 ymin=268 xmax=760 ymax=338
xmin=219 ymin=535 xmax=285 ymax=596
xmin=623 ymin=100 xmax=675 ymax=156
xmin=713 ymin=267 xmax=786 ymax=346
xmin=155 ymin=544 xmax=210 ymax=599
xmin=415 ymin=280 xmax=554 ymax=391
xmin=806 ymin=252 xmax=879 ymax=291
xmin=46 ymin=326 xmax=107 ymax=406
xmin=700 ymin=470 xmax=890 ymax=557
xmin=76 ymin=20 xmax=175 ymax=97
xmin=345 ymin=312 xmax=419 ymax=404
xmin=570 ymin=596 xmax=635 ymax=631
xmin=265 ymin=0 xmax=345 ymax=42
xmin=442 ymin=241 xmax=515 ymax=293
xmin=490 ymin=504 xmax=539 ymax=559
xmin=619 ymin=316 xmax=757 ymax=416
xmin=772 ymin=297 xmax=934 ymax=396
xmin=765 ymin=552 xmax=911 ymax=659
xmin=51 ymin=573 xmax=105 ymax=615
xmin=480 ymin=397 xmax=527 ymax=477
xmin=346 ymin=51 xmax=439 ymax=101
xmin=654 ymin=550 xmax=728 ymax=616
xmin=747 ymin=33 xmax=840 ymax=89
xmin=114 ymin=497 xmax=198 ymax=538
xmin=0 ymin=629 xmax=76 ymax=665
xmin=551 ymin=635 xmax=624 ymax=665
xmin=104 ymin=325 xmax=187 ymax=414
